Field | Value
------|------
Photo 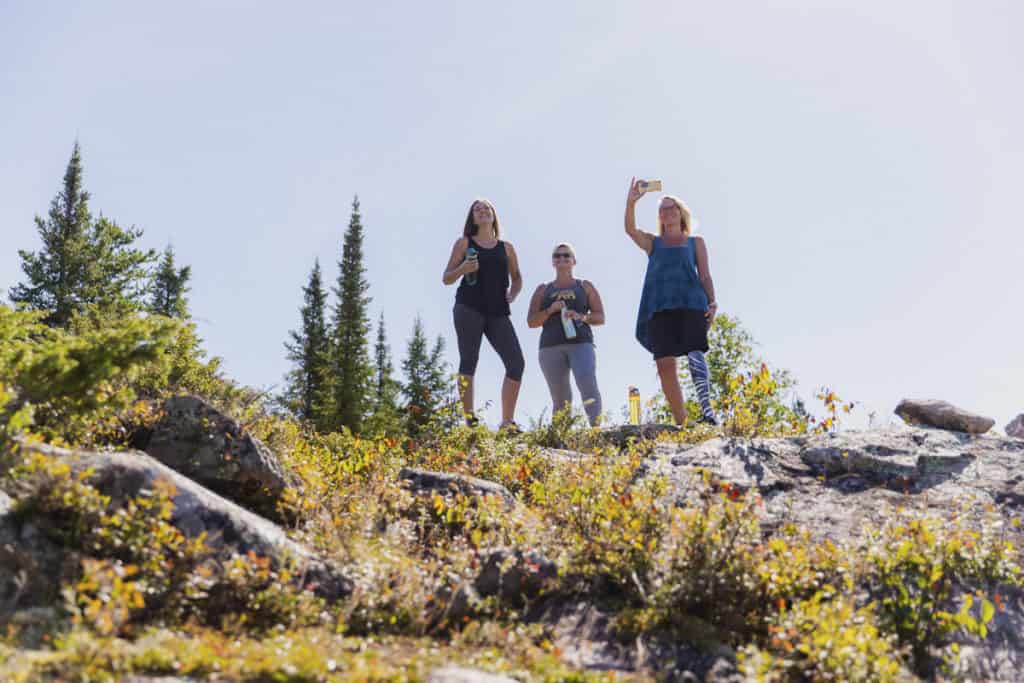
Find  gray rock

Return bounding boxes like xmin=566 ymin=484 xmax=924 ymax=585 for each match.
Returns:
xmin=1006 ymin=414 xmax=1024 ymax=439
xmin=601 ymin=423 xmax=681 ymax=448
xmin=137 ymin=396 xmax=293 ymax=518
xmin=427 ymin=667 xmax=518 ymax=683
xmin=894 ymin=398 xmax=995 ymax=434
xmin=7 ymin=439 xmax=350 ymax=604
xmin=399 ymin=467 xmax=515 ymax=508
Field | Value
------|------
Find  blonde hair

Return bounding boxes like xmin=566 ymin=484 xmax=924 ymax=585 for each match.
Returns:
xmin=656 ymin=195 xmax=695 ymax=236
xmin=553 ymin=242 xmax=576 ymax=259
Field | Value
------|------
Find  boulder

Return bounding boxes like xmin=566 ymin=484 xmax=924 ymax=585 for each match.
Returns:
xmin=135 ymin=396 xmax=293 ymax=518
xmin=399 ymin=467 xmax=515 ymax=508
xmin=2 ymin=439 xmax=350 ymax=613
xmin=1006 ymin=414 xmax=1024 ymax=439
xmin=894 ymin=398 xmax=995 ymax=434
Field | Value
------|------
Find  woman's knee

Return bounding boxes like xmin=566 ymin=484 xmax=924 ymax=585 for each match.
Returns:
xmin=505 ymin=352 xmax=525 ymax=382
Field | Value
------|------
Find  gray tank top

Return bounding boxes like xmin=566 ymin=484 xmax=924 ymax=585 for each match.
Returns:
xmin=539 ymin=279 xmax=594 ymax=348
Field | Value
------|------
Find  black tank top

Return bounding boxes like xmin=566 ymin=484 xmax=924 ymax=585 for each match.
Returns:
xmin=455 ymin=238 xmax=511 ymax=316
xmin=539 ymin=279 xmax=594 ymax=348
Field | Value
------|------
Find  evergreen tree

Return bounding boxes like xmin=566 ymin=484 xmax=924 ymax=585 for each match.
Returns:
xmin=150 ymin=245 xmax=192 ymax=318
xmin=329 ymin=197 xmax=373 ymax=433
xmin=10 ymin=143 xmax=155 ymax=327
xmin=284 ymin=259 xmax=333 ymax=427
xmin=364 ymin=312 xmax=403 ymax=435
xmin=401 ymin=317 xmax=451 ymax=433
xmin=10 ymin=143 xmax=93 ymax=328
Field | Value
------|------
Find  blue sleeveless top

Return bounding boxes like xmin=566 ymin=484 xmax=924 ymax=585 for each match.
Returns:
xmin=635 ymin=236 xmax=709 ymax=353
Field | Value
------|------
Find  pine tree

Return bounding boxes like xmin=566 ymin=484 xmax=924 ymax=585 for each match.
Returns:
xmin=10 ymin=143 xmax=155 ymax=327
xmin=284 ymin=259 xmax=333 ymax=427
xmin=401 ymin=317 xmax=451 ymax=434
xmin=150 ymin=245 xmax=192 ymax=318
xmin=329 ymin=196 xmax=373 ymax=433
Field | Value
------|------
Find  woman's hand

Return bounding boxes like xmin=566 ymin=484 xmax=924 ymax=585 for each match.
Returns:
xmin=461 ymin=255 xmax=480 ymax=275
xmin=627 ymin=176 xmax=645 ymax=205
xmin=705 ymin=302 xmax=718 ymax=326
xmin=547 ymin=300 xmax=566 ymax=316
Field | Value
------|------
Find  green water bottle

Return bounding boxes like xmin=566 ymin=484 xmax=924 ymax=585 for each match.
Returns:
xmin=464 ymin=247 xmax=478 ymax=286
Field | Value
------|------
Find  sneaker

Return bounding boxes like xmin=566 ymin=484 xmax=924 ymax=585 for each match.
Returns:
xmin=698 ymin=415 xmax=720 ymax=427
xmin=498 ymin=421 xmax=522 ymax=435
xmin=465 ymin=415 xmax=480 ymax=428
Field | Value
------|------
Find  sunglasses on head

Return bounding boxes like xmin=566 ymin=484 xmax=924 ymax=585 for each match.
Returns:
xmin=552 ymin=252 xmax=572 ymax=259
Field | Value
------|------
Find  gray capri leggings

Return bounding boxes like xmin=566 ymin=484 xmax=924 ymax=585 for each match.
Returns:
xmin=453 ymin=303 xmax=525 ymax=382
xmin=538 ymin=342 xmax=602 ymax=425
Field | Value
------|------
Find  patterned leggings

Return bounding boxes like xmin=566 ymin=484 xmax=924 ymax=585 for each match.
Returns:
xmin=687 ymin=351 xmax=717 ymax=422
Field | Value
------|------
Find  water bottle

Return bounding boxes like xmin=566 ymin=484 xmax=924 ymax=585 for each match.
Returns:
xmin=464 ymin=247 xmax=478 ymax=286
xmin=629 ymin=387 xmax=641 ymax=425
xmin=561 ymin=306 xmax=577 ymax=340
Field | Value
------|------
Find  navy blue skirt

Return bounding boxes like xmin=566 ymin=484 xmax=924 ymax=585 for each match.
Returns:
xmin=647 ymin=308 xmax=709 ymax=359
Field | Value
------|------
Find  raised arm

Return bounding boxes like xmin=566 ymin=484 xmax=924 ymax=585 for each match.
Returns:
xmin=625 ymin=176 xmax=654 ymax=255
xmin=693 ymin=235 xmax=718 ymax=322
xmin=442 ymin=237 xmax=473 ymax=285
xmin=504 ymin=242 xmax=523 ymax=303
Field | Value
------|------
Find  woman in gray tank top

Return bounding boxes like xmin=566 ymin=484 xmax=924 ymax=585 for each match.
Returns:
xmin=526 ymin=242 xmax=605 ymax=426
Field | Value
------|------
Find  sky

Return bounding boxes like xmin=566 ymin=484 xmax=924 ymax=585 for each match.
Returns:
xmin=2 ymin=1 xmax=1021 ymax=431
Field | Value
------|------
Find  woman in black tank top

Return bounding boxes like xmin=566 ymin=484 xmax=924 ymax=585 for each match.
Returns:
xmin=442 ymin=199 xmax=525 ymax=430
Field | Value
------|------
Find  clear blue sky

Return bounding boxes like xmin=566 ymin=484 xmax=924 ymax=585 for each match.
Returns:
xmin=2 ymin=1 xmax=1021 ymax=430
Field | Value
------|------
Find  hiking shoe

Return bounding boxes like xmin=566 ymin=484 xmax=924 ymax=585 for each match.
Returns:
xmin=498 ymin=421 xmax=522 ymax=435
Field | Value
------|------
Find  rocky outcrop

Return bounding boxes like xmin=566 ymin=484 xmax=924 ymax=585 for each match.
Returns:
xmin=1006 ymin=414 xmax=1024 ymax=439
xmin=135 ymin=396 xmax=293 ymax=518
xmin=894 ymin=398 xmax=995 ymax=434
xmin=2 ymin=439 xmax=350 ymax=613
xmin=632 ymin=426 xmax=1024 ymax=680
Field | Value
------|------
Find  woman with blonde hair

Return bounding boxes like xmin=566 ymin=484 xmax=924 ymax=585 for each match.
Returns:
xmin=442 ymin=198 xmax=525 ymax=431
xmin=527 ymin=242 xmax=605 ymax=425
xmin=625 ymin=178 xmax=719 ymax=426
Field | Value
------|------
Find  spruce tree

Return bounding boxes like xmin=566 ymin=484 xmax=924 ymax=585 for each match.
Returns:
xmin=150 ymin=245 xmax=192 ymax=318
xmin=364 ymin=312 xmax=402 ymax=435
xmin=329 ymin=196 xmax=373 ymax=433
xmin=10 ymin=143 xmax=155 ymax=327
xmin=10 ymin=143 xmax=93 ymax=328
xmin=284 ymin=259 xmax=333 ymax=427
xmin=401 ymin=317 xmax=451 ymax=433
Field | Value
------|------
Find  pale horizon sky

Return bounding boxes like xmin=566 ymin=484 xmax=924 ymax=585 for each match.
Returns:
xmin=2 ymin=1 xmax=1021 ymax=431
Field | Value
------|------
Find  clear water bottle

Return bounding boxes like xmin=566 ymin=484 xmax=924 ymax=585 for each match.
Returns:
xmin=561 ymin=306 xmax=577 ymax=340
xmin=464 ymin=247 xmax=478 ymax=286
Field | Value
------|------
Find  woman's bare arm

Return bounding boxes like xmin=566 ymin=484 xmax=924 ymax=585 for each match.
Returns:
xmin=442 ymin=237 xmax=472 ymax=285
xmin=693 ymin=235 xmax=718 ymax=321
xmin=580 ymin=280 xmax=606 ymax=326
xmin=527 ymin=284 xmax=560 ymax=328
xmin=625 ymin=176 xmax=654 ymax=255
xmin=505 ymin=242 xmax=523 ymax=303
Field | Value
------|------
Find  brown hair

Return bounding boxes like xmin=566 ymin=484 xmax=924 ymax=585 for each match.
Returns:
xmin=463 ymin=198 xmax=502 ymax=239
xmin=656 ymin=195 xmax=694 ymax=236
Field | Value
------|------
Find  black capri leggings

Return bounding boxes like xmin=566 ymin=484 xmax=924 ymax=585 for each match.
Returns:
xmin=453 ymin=303 xmax=525 ymax=382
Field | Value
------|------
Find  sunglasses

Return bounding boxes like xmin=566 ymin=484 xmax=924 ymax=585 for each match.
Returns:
xmin=552 ymin=252 xmax=573 ymax=259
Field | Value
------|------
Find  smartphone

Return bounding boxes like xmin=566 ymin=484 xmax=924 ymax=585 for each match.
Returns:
xmin=639 ymin=179 xmax=662 ymax=193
